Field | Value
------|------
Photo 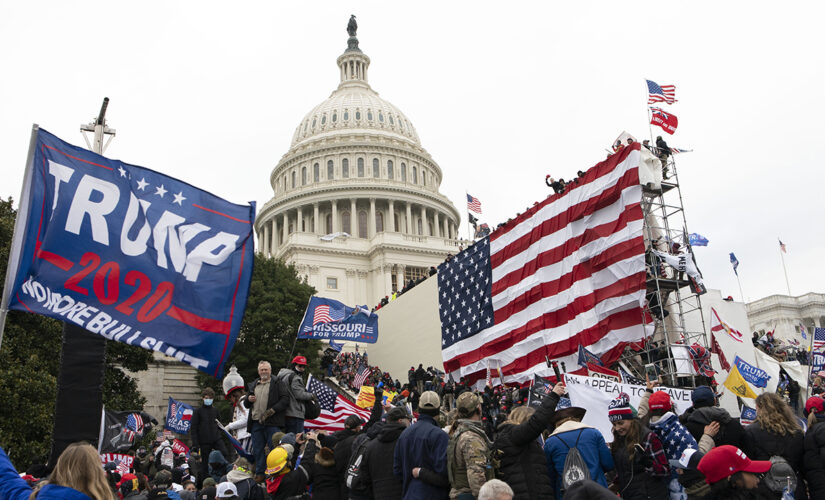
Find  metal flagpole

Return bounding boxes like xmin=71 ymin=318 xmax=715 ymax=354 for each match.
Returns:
xmin=465 ymin=191 xmax=473 ymax=242
xmin=735 ymin=274 xmax=745 ymax=303
xmin=647 ymin=106 xmax=655 ymax=143
xmin=806 ymin=323 xmax=816 ymax=399
xmin=779 ymin=239 xmax=792 ymax=296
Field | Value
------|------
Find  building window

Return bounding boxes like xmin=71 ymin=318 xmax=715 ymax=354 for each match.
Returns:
xmin=326 ymin=214 xmax=332 ymax=234
xmin=412 ymin=166 xmax=418 ymax=184
xmin=379 ymin=111 xmax=384 ymax=122
xmin=291 ymin=171 xmax=296 ymax=189
xmin=401 ymin=162 xmax=407 ymax=181
xmin=373 ymin=158 xmax=380 ymax=177
xmin=394 ymin=213 xmax=400 ymax=232
xmin=311 ymin=118 xmax=316 ymax=129
xmin=321 ymin=114 xmax=326 ymax=125
xmin=288 ymin=222 xmax=294 ymax=234
xmin=355 ymin=110 xmax=361 ymax=120
xmin=344 ymin=110 xmax=349 ymax=121
xmin=367 ymin=110 xmax=373 ymax=121
xmin=332 ymin=112 xmax=337 ymax=123
xmin=389 ymin=115 xmax=394 ymax=125
xmin=327 ymin=160 xmax=334 ymax=180
xmin=357 ymin=158 xmax=364 ymax=177
xmin=326 ymin=277 xmax=338 ymax=289
xmin=342 ymin=211 xmax=351 ymax=234
xmin=404 ymin=266 xmax=428 ymax=283
xmin=387 ymin=160 xmax=394 ymax=179
xmin=358 ymin=210 xmax=367 ymax=238
xmin=422 ymin=170 xmax=426 ymax=186
xmin=376 ymin=212 xmax=384 ymax=232
xmin=301 ymin=167 xmax=307 ymax=185
xmin=313 ymin=163 xmax=320 ymax=182
xmin=342 ymin=159 xmax=349 ymax=178
xmin=417 ymin=218 xmax=423 ymax=235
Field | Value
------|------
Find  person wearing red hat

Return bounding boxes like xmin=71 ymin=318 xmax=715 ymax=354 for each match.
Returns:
xmin=275 ymin=355 xmax=316 ymax=435
xmin=696 ymin=445 xmax=771 ymax=496
xmin=804 ymin=395 xmax=825 ymax=498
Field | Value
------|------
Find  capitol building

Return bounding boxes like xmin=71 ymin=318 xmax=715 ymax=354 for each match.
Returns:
xmin=255 ymin=26 xmax=462 ymax=306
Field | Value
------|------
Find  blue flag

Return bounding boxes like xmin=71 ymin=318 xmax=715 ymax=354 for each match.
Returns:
xmin=1 ymin=128 xmax=255 ymax=376
xmin=730 ymin=252 xmax=740 ymax=276
xmin=297 ymin=297 xmax=379 ymax=343
xmin=733 ymin=356 xmax=770 ymax=388
xmin=165 ymin=397 xmax=194 ymax=434
xmin=218 ymin=422 xmax=253 ymax=461
xmin=740 ymin=405 xmax=757 ymax=425
xmin=812 ymin=352 xmax=825 ymax=373
xmin=577 ymin=344 xmax=603 ymax=367
xmin=688 ymin=233 xmax=709 ymax=247
xmin=328 ymin=339 xmax=344 ymax=352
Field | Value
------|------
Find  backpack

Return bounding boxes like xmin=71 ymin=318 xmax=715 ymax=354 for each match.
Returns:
xmin=763 ymin=455 xmax=797 ymax=494
xmin=345 ymin=435 xmax=371 ymax=490
xmin=288 ymin=372 xmax=321 ymax=420
xmin=552 ymin=430 xmax=591 ymax=492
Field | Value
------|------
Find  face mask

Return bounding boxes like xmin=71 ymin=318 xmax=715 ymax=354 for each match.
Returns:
xmin=204 ymin=398 xmax=213 ymax=406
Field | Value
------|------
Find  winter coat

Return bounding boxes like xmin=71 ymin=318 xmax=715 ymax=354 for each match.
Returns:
xmin=243 ymin=376 xmax=290 ymax=431
xmin=361 ymin=421 xmax=406 ymax=500
xmin=225 ymin=396 xmax=251 ymax=441
xmin=611 ymin=426 xmax=669 ymax=500
xmin=393 ymin=414 xmax=449 ymax=500
xmin=804 ymin=417 xmax=825 ymax=499
xmin=275 ymin=368 xmax=314 ymax=419
xmin=332 ymin=428 xmax=359 ymax=499
xmin=226 ymin=469 xmax=264 ymax=500
xmin=0 ymin=448 xmax=91 ymax=500
xmin=266 ymin=440 xmax=317 ymax=500
xmin=207 ymin=450 xmax=232 ymax=483
xmin=493 ymin=391 xmax=559 ymax=500
xmin=681 ymin=405 xmax=744 ymax=449
xmin=191 ymin=404 xmax=222 ymax=448
xmin=543 ymin=421 xmax=613 ymax=497
xmin=306 ymin=447 xmax=340 ymax=500
xmin=742 ymin=421 xmax=807 ymax=500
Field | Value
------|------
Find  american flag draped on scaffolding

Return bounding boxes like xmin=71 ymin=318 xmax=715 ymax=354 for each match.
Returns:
xmin=439 ymin=144 xmax=648 ymax=386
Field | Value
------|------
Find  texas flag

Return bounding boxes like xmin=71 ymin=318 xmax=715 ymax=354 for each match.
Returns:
xmin=650 ymin=107 xmax=678 ymax=134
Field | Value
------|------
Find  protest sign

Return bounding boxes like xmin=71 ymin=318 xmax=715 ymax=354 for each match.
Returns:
xmin=99 ymin=453 xmax=133 ymax=474
xmin=564 ymin=373 xmax=693 ymax=442
xmin=172 ymin=438 xmax=190 ymax=456
xmin=297 ymin=297 xmax=378 ymax=343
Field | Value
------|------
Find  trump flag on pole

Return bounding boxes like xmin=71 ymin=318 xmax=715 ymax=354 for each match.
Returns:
xmin=165 ymin=397 xmax=194 ymax=434
xmin=0 ymin=128 xmax=255 ymax=376
xmin=297 ymin=296 xmax=379 ymax=343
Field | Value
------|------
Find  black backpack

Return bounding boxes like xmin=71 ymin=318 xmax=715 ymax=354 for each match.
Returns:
xmin=345 ymin=435 xmax=371 ymax=490
xmin=552 ymin=430 xmax=591 ymax=492
xmin=288 ymin=372 xmax=321 ymax=420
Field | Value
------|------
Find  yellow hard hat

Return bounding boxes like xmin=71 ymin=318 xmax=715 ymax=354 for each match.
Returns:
xmin=265 ymin=447 xmax=288 ymax=475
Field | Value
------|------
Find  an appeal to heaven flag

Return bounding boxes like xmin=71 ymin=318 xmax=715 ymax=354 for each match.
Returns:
xmin=297 ymin=296 xmax=379 ymax=343
xmin=0 ymin=128 xmax=255 ymax=377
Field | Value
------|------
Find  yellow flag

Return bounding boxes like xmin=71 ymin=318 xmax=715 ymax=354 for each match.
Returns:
xmin=356 ymin=386 xmax=375 ymax=408
xmin=724 ymin=365 xmax=758 ymax=399
xmin=384 ymin=390 xmax=398 ymax=404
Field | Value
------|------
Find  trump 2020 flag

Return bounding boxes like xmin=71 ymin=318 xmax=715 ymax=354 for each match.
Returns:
xmin=297 ymin=296 xmax=379 ymax=343
xmin=165 ymin=397 xmax=194 ymax=434
xmin=0 ymin=128 xmax=255 ymax=376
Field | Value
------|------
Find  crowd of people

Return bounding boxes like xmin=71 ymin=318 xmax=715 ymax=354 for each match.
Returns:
xmin=5 ymin=346 xmax=825 ymax=500
xmin=371 ymin=266 xmax=438 ymax=312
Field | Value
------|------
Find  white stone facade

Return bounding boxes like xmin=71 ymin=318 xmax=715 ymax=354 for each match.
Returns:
xmin=256 ymin=35 xmax=461 ymax=306
xmin=746 ymin=292 xmax=825 ymax=343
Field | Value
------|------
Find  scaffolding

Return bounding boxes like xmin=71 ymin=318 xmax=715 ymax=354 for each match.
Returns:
xmin=621 ymin=151 xmax=709 ymax=387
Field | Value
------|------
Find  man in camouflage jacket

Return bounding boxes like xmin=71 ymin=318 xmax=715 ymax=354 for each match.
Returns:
xmin=448 ymin=392 xmax=492 ymax=500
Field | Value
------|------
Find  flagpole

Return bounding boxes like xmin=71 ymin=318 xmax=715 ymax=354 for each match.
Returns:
xmin=465 ymin=190 xmax=472 ymax=242
xmin=779 ymin=240 xmax=792 ymax=296
xmin=647 ymin=106 xmax=654 ymax=143
xmin=735 ymin=273 xmax=745 ymax=303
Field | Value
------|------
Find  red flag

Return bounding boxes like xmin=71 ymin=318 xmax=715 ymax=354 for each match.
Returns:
xmin=710 ymin=331 xmax=730 ymax=372
xmin=650 ymin=107 xmax=678 ymax=135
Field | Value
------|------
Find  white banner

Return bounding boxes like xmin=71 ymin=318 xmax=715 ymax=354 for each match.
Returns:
xmin=564 ymin=374 xmax=694 ymax=442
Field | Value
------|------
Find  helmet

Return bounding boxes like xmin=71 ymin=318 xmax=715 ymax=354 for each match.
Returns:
xmin=291 ymin=356 xmax=307 ymax=366
xmin=266 ymin=447 xmax=288 ymax=475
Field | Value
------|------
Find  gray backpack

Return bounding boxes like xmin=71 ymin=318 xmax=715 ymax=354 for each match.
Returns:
xmin=553 ymin=429 xmax=591 ymax=492
xmin=763 ymin=455 xmax=797 ymax=494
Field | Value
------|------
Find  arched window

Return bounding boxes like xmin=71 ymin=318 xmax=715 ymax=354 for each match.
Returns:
xmin=401 ymin=163 xmax=407 ymax=181
xmin=342 ymin=159 xmax=349 ymax=178
xmin=326 ymin=214 xmax=332 ymax=234
xmin=292 ymin=171 xmax=296 ymax=189
xmin=301 ymin=166 xmax=307 ymax=185
xmin=357 ymin=158 xmax=364 ymax=177
xmin=422 ymin=170 xmax=427 ymax=186
xmin=358 ymin=210 xmax=368 ymax=238
xmin=343 ymin=110 xmax=349 ymax=121
xmin=355 ymin=110 xmax=361 ymax=120
xmin=373 ymin=158 xmax=380 ymax=177
xmin=332 ymin=112 xmax=337 ymax=123
xmin=313 ymin=163 xmax=320 ymax=182
xmin=412 ymin=166 xmax=418 ymax=184
xmin=387 ymin=160 xmax=394 ymax=179
xmin=394 ymin=213 xmax=400 ymax=232
xmin=367 ymin=110 xmax=373 ymax=121
xmin=342 ymin=211 xmax=351 ymax=234
xmin=417 ymin=218 xmax=423 ymax=235
xmin=379 ymin=112 xmax=384 ymax=122
xmin=327 ymin=160 xmax=334 ymax=180
xmin=376 ymin=212 xmax=384 ymax=233
xmin=321 ymin=114 xmax=326 ymax=125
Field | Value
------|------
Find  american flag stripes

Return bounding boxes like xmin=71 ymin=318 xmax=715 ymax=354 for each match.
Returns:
xmin=646 ymin=79 xmax=677 ymax=105
xmin=353 ymin=364 xmax=371 ymax=389
xmin=779 ymin=239 xmax=787 ymax=253
xmin=304 ymin=375 xmax=370 ymax=432
xmin=439 ymin=144 xmax=648 ymax=386
xmin=313 ymin=304 xmax=344 ymax=325
xmin=466 ymin=193 xmax=482 ymax=213
xmin=814 ymin=327 xmax=825 ymax=351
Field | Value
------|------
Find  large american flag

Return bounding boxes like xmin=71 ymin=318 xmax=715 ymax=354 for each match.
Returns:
xmin=304 ymin=375 xmax=370 ymax=432
xmin=646 ymin=79 xmax=677 ymax=104
xmin=439 ymin=144 xmax=648 ymax=386
xmin=466 ymin=193 xmax=482 ymax=213
xmin=814 ymin=327 xmax=825 ymax=351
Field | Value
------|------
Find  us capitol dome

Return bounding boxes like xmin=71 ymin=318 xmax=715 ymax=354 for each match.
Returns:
xmin=255 ymin=21 xmax=461 ymax=306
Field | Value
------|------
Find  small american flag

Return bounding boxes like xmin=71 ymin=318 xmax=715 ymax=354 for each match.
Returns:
xmin=814 ymin=327 xmax=825 ymax=351
xmin=779 ymin=239 xmax=787 ymax=253
xmin=305 ymin=375 xmax=370 ymax=432
xmin=125 ymin=413 xmax=143 ymax=441
xmin=353 ymin=364 xmax=371 ymax=389
xmin=670 ymin=148 xmax=693 ymax=154
xmin=466 ymin=193 xmax=482 ymax=214
xmin=312 ymin=304 xmax=344 ymax=325
xmin=646 ymin=79 xmax=677 ymax=104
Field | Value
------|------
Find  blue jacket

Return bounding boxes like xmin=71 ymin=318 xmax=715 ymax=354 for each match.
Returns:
xmin=393 ymin=414 xmax=449 ymax=500
xmin=543 ymin=422 xmax=614 ymax=498
xmin=0 ymin=447 xmax=91 ymax=500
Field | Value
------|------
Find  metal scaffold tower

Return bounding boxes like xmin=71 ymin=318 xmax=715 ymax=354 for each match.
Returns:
xmin=621 ymin=151 xmax=709 ymax=387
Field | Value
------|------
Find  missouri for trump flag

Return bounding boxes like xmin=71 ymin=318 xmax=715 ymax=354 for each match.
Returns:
xmin=438 ymin=144 xmax=648 ymax=386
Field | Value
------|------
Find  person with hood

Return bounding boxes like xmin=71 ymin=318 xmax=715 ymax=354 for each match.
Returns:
xmin=804 ymin=396 xmax=825 ymax=498
xmin=275 ymin=355 xmax=316 ymax=434
xmin=359 ymin=407 xmax=411 ymax=500
xmin=448 ymin=392 xmax=492 ymax=500
xmin=679 ymin=385 xmax=744 ymax=449
xmin=192 ymin=388 xmax=229 ymax=487
xmin=493 ymin=381 xmax=564 ymax=500
xmin=224 ymin=458 xmax=262 ymax=500
xmin=0 ymin=443 xmax=115 ymax=500
xmin=608 ymin=392 xmax=670 ymax=499
xmin=543 ymin=403 xmax=613 ymax=497
xmin=244 ymin=360 xmax=290 ymax=481
xmin=208 ymin=451 xmax=232 ymax=484
xmin=264 ymin=432 xmax=318 ymax=500
xmin=305 ymin=446 xmax=339 ymax=500
xmin=394 ymin=391 xmax=450 ymax=500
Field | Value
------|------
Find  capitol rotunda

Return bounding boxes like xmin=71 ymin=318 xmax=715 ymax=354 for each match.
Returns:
xmin=255 ymin=27 xmax=461 ymax=306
